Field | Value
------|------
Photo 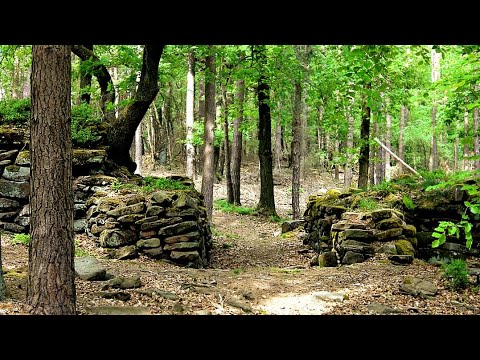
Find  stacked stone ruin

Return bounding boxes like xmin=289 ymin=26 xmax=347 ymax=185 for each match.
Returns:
xmin=0 ymin=127 xmax=212 ymax=268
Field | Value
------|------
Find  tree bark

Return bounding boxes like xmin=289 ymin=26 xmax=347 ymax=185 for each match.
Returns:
xmin=454 ymin=132 xmax=459 ymax=172
xmin=222 ymin=82 xmax=234 ymax=203
xmin=344 ymin=111 xmax=354 ymax=189
xmin=186 ymin=51 xmax=195 ymax=179
xmin=384 ymin=113 xmax=391 ymax=180
xmin=334 ymin=136 xmax=340 ymax=182
xmin=134 ymin=122 xmax=142 ymax=175
xmin=429 ymin=49 xmax=441 ymax=172
xmin=292 ymin=82 xmax=302 ymax=219
xmin=201 ymin=48 xmax=216 ymax=219
xmin=0 ymin=232 xmax=6 ymax=300
xmin=369 ymin=120 xmax=376 ymax=186
xmin=358 ymin=85 xmax=371 ymax=189
xmin=475 ymin=103 xmax=479 ymax=170
xmin=72 ymin=45 xmax=164 ymax=172
xmin=231 ymin=79 xmax=244 ymax=205
xmin=78 ymin=44 xmax=93 ymax=104
xmin=464 ymin=109 xmax=470 ymax=171
xmin=255 ymin=45 xmax=277 ymax=216
xmin=274 ymin=103 xmax=283 ymax=171
xmin=27 ymin=45 xmax=75 ymax=315
xmin=398 ymin=105 xmax=407 ymax=174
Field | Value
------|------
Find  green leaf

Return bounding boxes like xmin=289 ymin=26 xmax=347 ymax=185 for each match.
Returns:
xmin=470 ymin=205 xmax=480 ymax=214
xmin=431 ymin=232 xmax=444 ymax=238
xmin=402 ymin=195 xmax=416 ymax=210
xmin=466 ymin=232 xmax=473 ymax=250
xmin=447 ymin=226 xmax=457 ymax=236
xmin=432 ymin=239 xmax=441 ymax=248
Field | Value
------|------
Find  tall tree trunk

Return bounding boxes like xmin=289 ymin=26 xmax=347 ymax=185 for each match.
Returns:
xmin=317 ymin=106 xmax=323 ymax=152
xmin=222 ymin=82 xmax=233 ymax=203
xmin=231 ymin=79 xmax=244 ymax=205
xmin=186 ymin=51 xmax=195 ymax=179
xmin=429 ymin=49 xmax=441 ymax=172
xmin=274 ymin=102 xmax=283 ymax=171
xmin=27 ymin=45 xmax=75 ymax=315
xmin=163 ymin=82 xmax=173 ymax=163
xmin=384 ymin=113 xmax=391 ymax=180
xmin=334 ymin=136 xmax=340 ymax=182
xmin=375 ymin=122 xmax=384 ymax=185
xmin=475 ymin=103 xmax=480 ymax=170
xmin=344 ymin=111 xmax=354 ymax=189
xmin=369 ymin=120 xmax=376 ymax=186
xmin=398 ymin=105 xmax=407 ymax=175
xmin=292 ymin=82 xmax=302 ymax=219
xmin=78 ymin=44 xmax=93 ymax=104
xmin=454 ymin=131 xmax=459 ymax=172
xmin=201 ymin=48 xmax=216 ymax=219
xmin=134 ymin=122 xmax=142 ymax=175
xmin=255 ymin=46 xmax=276 ymax=216
xmin=464 ymin=109 xmax=470 ymax=171
xmin=196 ymin=78 xmax=206 ymax=173
xmin=358 ymin=85 xmax=371 ymax=189
xmin=11 ymin=55 xmax=20 ymax=99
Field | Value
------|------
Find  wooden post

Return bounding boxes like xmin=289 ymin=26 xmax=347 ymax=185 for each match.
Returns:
xmin=373 ymin=137 xmax=422 ymax=179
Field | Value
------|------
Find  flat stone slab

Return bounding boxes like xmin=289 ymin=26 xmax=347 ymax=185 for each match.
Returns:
xmin=313 ymin=291 xmax=345 ymax=302
xmin=86 ymin=306 xmax=151 ymax=315
xmin=399 ymin=277 xmax=437 ymax=298
xmin=367 ymin=303 xmax=401 ymax=314
xmin=388 ymin=254 xmax=414 ymax=265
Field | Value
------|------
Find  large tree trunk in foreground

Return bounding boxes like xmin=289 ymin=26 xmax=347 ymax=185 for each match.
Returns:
xmin=27 ymin=45 xmax=75 ymax=315
xmin=72 ymin=45 xmax=164 ymax=172
xmin=185 ymin=51 xmax=195 ymax=180
xmin=201 ymin=48 xmax=216 ymax=219
xmin=231 ymin=79 xmax=244 ymax=205
xmin=292 ymin=82 xmax=302 ymax=219
xmin=255 ymin=46 xmax=277 ymax=216
xmin=358 ymin=85 xmax=371 ymax=189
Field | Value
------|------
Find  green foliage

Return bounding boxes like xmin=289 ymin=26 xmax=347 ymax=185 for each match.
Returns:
xmin=420 ymin=170 xmax=447 ymax=189
xmin=71 ymin=103 xmax=102 ymax=146
xmin=75 ymin=240 xmax=89 ymax=257
xmin=111 ymin=176 xmax=191 ymax=193
xmin=270 ymin=215 xmax=288 ymax=223
xmin=358 ymin=198 xmax=378 ymax=211
xmin=371 ymin=181 xmax=394 ymax=193
xmin=10 ymin=233 xmax=30 ymax=245
xmin=213 ymin=199 xmax=256 ymax=215
xmin=0 ymin=98 xmax=30 ymax=124
xmin=231 ymin=268 xmax=245 ymax=275
xmin=441 ymin=259 xmax=470 ymax=290
xmin=402 ymin=194 xmax=416 ymax=210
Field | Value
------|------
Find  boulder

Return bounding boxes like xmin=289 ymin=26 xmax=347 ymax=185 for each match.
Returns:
xmin=0 ymin=179 xmax=29 ymax=199
xmin=74 ymin=256 xmax=106 ymax=281
xmin=369 ymin=209 xmax=393 ymax=221
xmin=15 ymin=150 xmax=30 ymax=165
xmin=140 ymin=217 xmax=183 ymax=231
xmin=106 ymin=202 xmax=145 ymax=217
xmin=342 ymin=251 xmax=365 ymax=265
xmin=158 ymin=221 xmax=198 ymax=237
xmin=112 ymin=245 xmax=138 ymax=260
xmin=281 ymin=220 xmax=306 ymax=233
xmin=395 ymin=239 xmax=415 ymax=257
xmin=164 ymin=231 xmax=201 ymax=244
xmin=367 ymin=303 xmax=401 ymax=314
xmin=338 ymin=229 xmax=375 ymax=242
xmin=399 ymin=277 xmax=437 ymax=298
xmin=0 ymin=198 xmax=20 ymax=211
xmin=169 ymin=250 xmax=199 ymax=262
xmin=151 ymin=190 xmax=174 ymax=206
xmin=2 ymin=165 xmax=30 ymax=182
xmin=318 ymin=252 xmax=337 ymax=267
xmin=146 ymin=205 xmax=164 ymax=217
xmin=86 ymin=306 xmax=151 ymax=315
xmin=388 ymin=254 xmax=414 ymax=265
xmin=402 ymin=224 xmax=417 ymax=237
xmin=74 ymin=219 xmax=87 ymax=233
xmin=375 ymin=216 xmax=403 ymax=230
xmin=0 ymin=149 xmax=18 ymax=161
xmin=103 ymin=276 xmax=142 ymax=290
xmin=99 ymin=229 xmax=137 ymax=248
xmin=117 ymin=214 xmax=145 ymax=223
xmin=163 ymin=241 xmax=199 ymax=251
xmin=143 ymin=247 xmax=164 ymax=258
xmin=375 ymin=227 xmax=404 ymax=241
xmin=136 ymin=238 xmax=161 ymax=249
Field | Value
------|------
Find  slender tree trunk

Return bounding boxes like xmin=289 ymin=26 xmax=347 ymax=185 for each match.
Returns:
xmin=186 ymin=51 xmax=195 ymax=179
xmin=475 ymin=104 xmax=480 ymax=170
xmin=454 ymin=131 xmax=459 ymax=172
xmin=398 ymin=105 xmax=407 ymax=174
xmin=358 ymin=85 xmax=371 ymax=188
xmin=197 ymin=78 xmax=206 ymax=173
xmin=12 ymin=55 xmax=20 ymax=99
xmin=255 ymin=46 xmax=276 ymax=216
xmin=201 ymin=48 xmax=216 ymax=219
xmin=292 ymin=82 xmax=302 ymax=219
xmin=134 ymin=122 xmax=142 ymax=175
xmin=334 ymin=136 xmax=340 ymax=182
xmin=344 ymin=111 xmax=354 ymax=189
xmin=78 ymin=44 xmax=93 ymax=104
xmin=222 ymin=82 xmax=233 ymax=203
xmin=464 ymin=109 xmax=470 ymax=171
xmin=274 ymin=102 xmax=283 ymax=171
xmin=163 ymin=82 xmax=173 ymax=163
xmin=369 ymin=120 xmax=376 ymax=186
xmin=429 ymin=49 xmax=441 ymax=172
xmin=231 ymin=79 xmax=244 ymax=205
xmin=384 ymin=113 xmax=391 ymax=180
xmin=317 ymin=106 xmax=323 ymax=152
xmin=27 ymin=45 xmax=75 ymax=315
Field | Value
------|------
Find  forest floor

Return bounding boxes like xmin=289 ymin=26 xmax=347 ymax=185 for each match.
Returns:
xmin=1 ymin=161 xmax=480 ymax=315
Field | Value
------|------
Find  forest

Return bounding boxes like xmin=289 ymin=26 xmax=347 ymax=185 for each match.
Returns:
xmin=0 ymin=45 xmax=479 ymax=316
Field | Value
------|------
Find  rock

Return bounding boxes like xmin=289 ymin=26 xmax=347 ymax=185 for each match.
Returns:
xmin=388 ymin=254 xmax=414 ymax=265
xmin=369 ymin=209 xmax=393 ymax=221
xmin=395 ymin=239 xmax=415 ymax=257
xmin=318 ymin=252 xmax=337 ymax=267
xmin=173 ymin=301 xmax=187 ymax=313
xmin=440 ymin=242 xmax=468 ymax=254
xmin=117 ymin=214 xmax=145 ymax=223
xmin=338 ymin=229 xmax=375 ymax=242
xmin=99 ymin=229 xmax=137 ymax=248
xmin=95 ymin=291 xmax=131 ymax=301
xmin=310 ymin=254 xmax=319 ymax=266
xmin=281 ymin=220 xmax=306 ymax=233
xmin=143 ymin=247 xmax=164 ymax=258
xmin=151 ymin=190 xmax=174 ymax=206
xmin=416 ymin=232 xmax=434 ymax=248
xmin=341 ymin=212 xmax=366 ymax=222
xmin=338 ymin=240 xmax=375 ymax=257
xmin=103 ymin=276 xmax=142 ymax=290
xmin=375 ymin=227 xmax=404 ymax=241
xmin=74 ymin=219 xmax=87 ymax=232
xmin=0 ymin=212 xmax=17 ymax=220
xmin=342 ymin=251 xmax=365 ymax=265
xmin=164 ymin=231 xmax=200 ymax=244
xmin=158 ymin=221 xmax=198 ymax=237
xmin=375 ymin=216 xmax=403 ymax=230
xmin=3 ymin=222 xmax=25 ymax=233
xmin=0 ymin=149 xmax=18 ymax=161
xmin=226 ymin=298 xmax=253 ymax=313
xmin=86 ymin=306 xmax=151 ymax=315
xmin=125 ymin=194 xmax=145 ymax=206
xmin=169 ymin=250 xmax=199 ymax=261
xmin=382 ymin=243 xmax=397 ymax=255
xmin=0 ymin=198 xmax=20 ymax=211
xmin=331 ymin=221 xmax=367 ymax=231
xmin=75 ymin=174 xmax=117 ymax=187
xmin=313 ymin=291 xmax=345 ymax=302
xmin=367 ymin=303 xmax=401 ymax=314
xmin=2 ymin=165 xmax=30 ymax=182
xmin=0 ymin=179 xmax=29 ymax=199
xmin=0 ymin=160 xmax=10 ymax=166
xmin=97 ymin=198 xmax=125 ymax=213
xmin=74 ymin=256 xmax=106 ymax=281
xmin=136 ymin=288 xmax=179 ymax=300
xmin=402 ymin=224 xmax=417 ymax=237
xmin=106 ymin=202 xmax=145 ymax=217
xmin=135 ymin=216 xmax=159 ymax=226
xmin=136 ymin=238 xmax=161 ymax=249
xmin=193 ymin=310 xmax=213 ymax=315
xmin=140 ymin=217 xmax=183 ymax=231
xmin=165 ymin=209 xmax=198 ymax=218
xmin=15 ymin=150 xmax=30 ymax=165
xmin=72 ymin=149 xmax=106 ymax=167
xmin=163 ymin=241 xmax=199 ymax=251
xmin=406 ymin=237 xmax=418 ymax=248
xmin=399 ymin=277 xmax=437 ymax=298
xmin=146 ymin=205 xmax=164 ymax=217
xmin=112 ymin=245 xmax=138 ymax=260
xmin=140 ymin=230 xmax=157 ymax=239
xmin=172 ymin=192 xmax=197 ymax=209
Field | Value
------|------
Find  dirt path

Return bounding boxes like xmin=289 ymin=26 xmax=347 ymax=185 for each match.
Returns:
xmin=1 ymin=162 xmax=480 ymax=315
